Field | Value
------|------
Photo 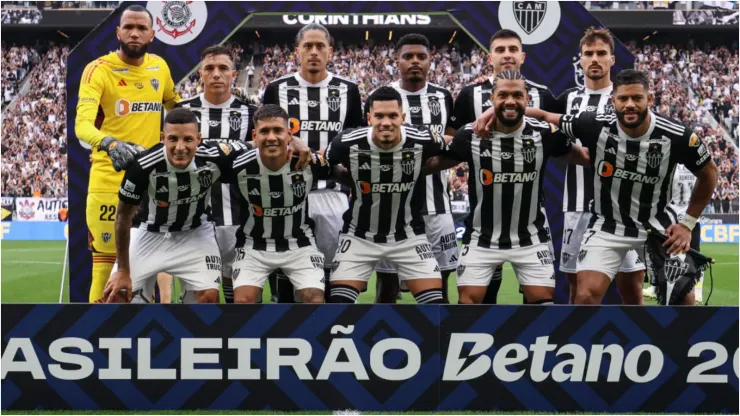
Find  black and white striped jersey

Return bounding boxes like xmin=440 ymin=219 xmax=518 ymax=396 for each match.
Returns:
xmin=175 ymin=94 xmax=255 ymax=227
xmin=263 ymin=72 xmax=363 ymax=192
xmin=448 ymin=118 xmax=572 ymax=249
xmin=325 ymin=125 xmax=448 ymax=243
xmin=450 ymin=77 xmax=557 ymax=129
xmin=559 ymin=111 xmax=711 ymax=238
xmin=230 ymin=148 xmax=331 ymax=252
xmin=556 ymin=85 xmax=614 ymax=212
xmin=668 ymin=163 xmax=697 ymax=218
xmin=365 ymin=81 xmax=454 ymax=215
xmin=119 ymin=142 xmax=236 ymax=233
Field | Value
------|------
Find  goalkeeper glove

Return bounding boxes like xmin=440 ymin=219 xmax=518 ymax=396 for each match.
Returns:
xmin=99 ymin=136 xmax=145 ymax=172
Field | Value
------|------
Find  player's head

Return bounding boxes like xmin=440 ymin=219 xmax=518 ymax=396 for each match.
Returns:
xmin=116 ymin=5 xmax=154 ymax=60
xmin=395 ymin=33 xmax=431 ymax=84
xmin=295 ymin=23 xmax=333 ymax=75
xmin=579 ymin=27 xmax=615 ymax=82
xmin=199 ymin=45 xmax=237 ymax=96
xmin=489 ymin=29 xmax=525 ymax=75
xmin=162 ymin=108 xmax=202 ymax=169
xmin=366 ymin=87 xmax=405 ymax=149
xmin=613 ymin=69 xmax=653 ymax=129
xmin=491 ymin=70 xmax=528 ymax=128
xmin=253 ymin=104 xmax=291 ymax=159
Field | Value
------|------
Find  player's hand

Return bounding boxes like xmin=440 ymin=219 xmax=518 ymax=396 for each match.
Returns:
xmin=663 ymin=224 xmax=692 ymax=255
xmin=472 ymin=107 xmax=497 ymax=137
xmin=288 ymin=136 xmax=312 ymax=170
xmin=99 ymin=136 xmax=145 ymax=171
xmin=104 ymin=270 xmax=132 ymax=303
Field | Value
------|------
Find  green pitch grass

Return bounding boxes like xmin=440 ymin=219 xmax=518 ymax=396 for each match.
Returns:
xmin=1 ymin=240 xmax=737 ymax=305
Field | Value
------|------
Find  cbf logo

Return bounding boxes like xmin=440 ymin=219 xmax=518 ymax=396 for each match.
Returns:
xmin=428 ymin=95 xmax=441 ymax=117
xmin=327 ymin=89 xmax=341 ymax=112
xmin=401 ymin=151 xmax=415 ymax=175
xmin=229 ymin=111 xmax=241 ymax=132
xmin=665 ymin=256 xmax=689 ymax=283
xmin=292 ymin=174 xmax=306 ymax=198
xmin=521 ymin=138 xmax=537 ymax=163
xmin=573 ymin=55 xmax=585 ymax=88
xmin=646 ymin=142 xmax=663 ymax=168
xmin=146 ymin=1 xmax=208 ymax=46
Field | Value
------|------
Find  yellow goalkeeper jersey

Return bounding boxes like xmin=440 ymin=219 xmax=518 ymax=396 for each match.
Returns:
xmin=75 ymin=51 xmax=180 ymax=193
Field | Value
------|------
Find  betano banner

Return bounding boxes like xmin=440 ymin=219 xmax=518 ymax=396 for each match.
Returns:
xmin=1 ymin=304 xmax=737 ymax=412
xmin=14 ymin=198 xmax=68 ymax=222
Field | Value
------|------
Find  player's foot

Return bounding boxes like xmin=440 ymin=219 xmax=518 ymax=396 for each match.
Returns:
xmin=396 ymin=292 xmax=403 ymax=300
xmin=642 ymin=286 xmax=656 ymax=299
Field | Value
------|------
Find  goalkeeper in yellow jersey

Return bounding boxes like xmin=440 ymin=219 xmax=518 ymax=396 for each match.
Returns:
xmin=75 ymin=5 xmax=180 ymax=303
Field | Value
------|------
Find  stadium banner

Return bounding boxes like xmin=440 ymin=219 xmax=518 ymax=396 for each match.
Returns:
xmin=2 ymin=197 xmax=14 ymax=221
xmin=701 ymin=223 xmax=740 ymax=244
xmin=673 ymin=8 xmax=739 ymax=26
xmin=0 ymin=9 xmax=111 ymax=28
xmin=13 ymin=198 xmax=68 ymax=222
xmin=1 ymin=304 xmax=737 ymax=412
xmin=0 ymin=222 xmax=68 ymax=241
xmin=66 ymin=2 xmax=635 ymax=303
xmin=701 ymin=213 xmax=740 ymax=224
xmin=591 ymin=10 xmax=738 ymax=29
xmin=450 ymin=200 xmax=468 ymax=214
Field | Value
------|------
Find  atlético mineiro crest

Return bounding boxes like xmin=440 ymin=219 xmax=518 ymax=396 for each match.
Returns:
xmin=229 ymin=111 xmax=241 ymax=132
xmin=292 ymin=174 xmax=306 ymax=198
xmin=646 ymin=142 xmax=663 ymax=168
xmin=513 ymin=1 xmax=547 ymax=35
xmin=664 ymin=256 xmax=689 ymax=284
xmin=102 ymin=232 xmax=111 ymax=243
xmin=521 ymin=138 xmax=537 ymax=163
xmin=147 ymin=1 xmax=207 ymax=46
xmin=198 ymin=171 xmax=213 ymax=188
xmin=401 ymin=151 xmax=416 ymax=175
xmin=428 ymin=95 xmax=441 ymax=117
xmin=150 ymin=78 xmax=159 ymax=92
xmin=327 ymin=89 xmax=341 ymax=112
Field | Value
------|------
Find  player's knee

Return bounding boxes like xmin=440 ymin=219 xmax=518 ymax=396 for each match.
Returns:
xmin=574 ymin=285 xmax=600 ymax=305
xmin=234 ymin=292 xmax=260 ymax=303
xmin=298 ymin=288 xmax=324 ymax=304
xmin=458 ymin=288 xmax=482 ymax=304
xmin=196 ymin=289 xmax=220 ymax=304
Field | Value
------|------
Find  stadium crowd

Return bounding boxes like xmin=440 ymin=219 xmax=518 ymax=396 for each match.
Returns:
xmin=1 ymin=36 xmax=737 ymax=212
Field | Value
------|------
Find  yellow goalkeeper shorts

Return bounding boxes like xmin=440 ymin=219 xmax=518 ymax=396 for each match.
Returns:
xmin=86 ymin=192 xmax=118 ymax=255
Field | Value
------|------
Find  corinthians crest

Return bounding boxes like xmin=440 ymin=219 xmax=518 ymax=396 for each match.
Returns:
xmin=427 ymin=95 xmax=441 ymax=117
xmin=521 ymin=138 xmax=537 ymax=163
xmin=514 ymin=1 xmax=547 ymax=35
xmin=155 ymin=1 xmax=197 ymax=40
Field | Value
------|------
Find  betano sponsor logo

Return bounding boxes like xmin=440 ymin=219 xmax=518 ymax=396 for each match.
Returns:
xmin=479 ymin=169 xmax=538 ymax=185
xmin=358 ymin=181 xmax=414 ymax=194
xmin=597 ymin=161 xmax=660 ymax=184
xmin=114 ymin=99 xmax=163 ymax=117
xmin=250 ymin=201 xmax=305 ymax=217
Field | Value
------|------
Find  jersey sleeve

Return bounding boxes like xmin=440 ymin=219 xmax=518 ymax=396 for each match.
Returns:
xmin=161 ymin=63 xmax=180 ymax=110
xmin=309 ymin=151 xmax=332 ymax=179
xmin=450 ymin=86 xmax=475 ymax=130
xmin=262 ymin=82 xmax=278 ymax=105
xmin=444 ymin=89 xmax=455 ymax=131
xmin=118 ymin=159 xmax=148 ymax=205
xmin=559 ymin=111 xmax=602 ymax=146
xmin=75 ymin=60 xmax=107 ymax=148
xmin=679 ymin=129 xmax=711 ymax=173
xmin=539 ymin=87 xmax=559 ymax=113
xmin=552 ymin=90 xmax=570 ymax=115
xmin=344 ymin=84 xmax=364 ymax=129
xmin=543 ymin=124 xmax=573 ymax=157
xmin=325 ymin=135 xmax=349 ymax=167
xmin=420 ymin=127 xmax=448 ymax=161
xmin=245 ymin=104 xmax=257 ymax=142
xmin=446 ymin=125 xmax=473 ymax=161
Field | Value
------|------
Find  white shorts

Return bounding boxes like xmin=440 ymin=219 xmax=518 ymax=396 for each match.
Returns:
xmin=575 ymin=228 xmax=646 ymax=280
xmin=330 ymin=234 xmax=442 ymax=282
xmin=129 ymin=225 xmax=222 ymax=303
xmin=560 ymin=212 xmax=645 ymax=274
xmin=308 ymin=190 xmax=349 ymax=266
xmin=376 ymin=213 xmax=460 ymax=273
xmin=215 ymin=225 xmax=239 ymax=277
xmin=457 ymin=242 xmax=556 ymax=288
xmin=231 ymin=245 xmax=325 ymax=291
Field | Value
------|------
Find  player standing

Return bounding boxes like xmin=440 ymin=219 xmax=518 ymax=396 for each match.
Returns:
xmin=526 ymin=69 xmax=718 ymax=304
xmin=104 ymin=108 xmax=231 ymax=303
xmin=452 ymin=29 xmax=557 ymax=304
xmin=176 ymin=45 xmax=256 ymax=304
xmin=263 ymin=23 xmax=363 ymax=302
xmin=426 ymin=71 xmax=590 ymax=304
xmin=368 ymin=34 xmax=459 ymax=304
xmin=228 ymin=105 xmax=331 ymax=303
xmin=75 ymin=5 xmax=180 ymax=303
xmin=326 ymin=87 xmax=447 ymax=304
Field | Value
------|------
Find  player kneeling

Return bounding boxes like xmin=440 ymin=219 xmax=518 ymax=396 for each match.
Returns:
xmin=229 ymin=105 xmax=330 ymax=304
xmin=104 ymin=108 xmax=232 ymax=303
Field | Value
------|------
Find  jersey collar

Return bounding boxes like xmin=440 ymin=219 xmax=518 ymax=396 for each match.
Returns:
xmin=162 ymin=145 xmax=196 ymax=172
xmin=392 ymin=80 xmax=428 ymax=95
xmin=617 ymin=111 xmax=657 ymax=141
xmin=255 ymin=148 xmax=290 ymax=174
xmin=200 ymin=94 xmax=236 ymax=108
xmin=585 ymin=84 xmax=613 ymax=95
xmin=295 ymin=71 xmax=334 ymax=87
xmin=489 ymin=118 xmax=527 ymax=138
xmin=367 ymin=126 xmax=406 ymax=152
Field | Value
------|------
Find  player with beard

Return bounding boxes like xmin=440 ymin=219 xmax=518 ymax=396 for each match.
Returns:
xmin=366 ymin=34 xmax=458 ymax=304
xmin=453 ymin=29 xmax=558 ymax=304
xmin=76 ymin=5 xmax=180 ymax=303
xmin=522 ymin=69 xmax=718 ymax=304
xmin=424 ymin=71 xmax=590 ymax=304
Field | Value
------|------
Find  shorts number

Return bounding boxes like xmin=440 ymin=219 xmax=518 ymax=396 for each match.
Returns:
xmin=236 ymin=249 xmax=245 ymax=261
xmin=461 ymin=245 xmax=469 ymax=256
xmin=583 ymin=230 xmax=596 ymax=245
xmin=336 ymin=240 xmax=351 ymax=254
xmin=564 ymin=229 xmax=573 ymax=245
xmin=99 ymin=205 xmax=116 ymax=221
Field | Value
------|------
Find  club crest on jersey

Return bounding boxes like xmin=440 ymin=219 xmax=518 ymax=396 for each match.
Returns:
xmin=514 ymin=1 xmax=547 ymax=34
xmin=198 ymin=171 xmax=213 ymax=188
xmin=229 ymin=111 xmax=241 ymax=131
xmin=428 ymin=96 xmax=441 ymax=117
xmin=292 ymin=174 xmax=306 ymax=198
xmin=150 ymin=78 xmax=159 ymax=91
xmin=646 ymin=143 xmax=663 ymax=168
xmin=102 ymin=232 xmax=111 ymax=243
xmin=521 ymin=138 xmax=537 ymax=163
xmin=327 ymin=89 xmax=341 ymax=112
xmin=401 ymin=151 xmax=416 ymax=175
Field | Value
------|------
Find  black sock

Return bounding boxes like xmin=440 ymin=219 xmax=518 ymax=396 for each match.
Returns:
xmin=330 ymin=284 xmax=360 ymax=303
xmin=481 ymin=267 xmax=503 ymax=304
xmin=267 ymin=271 xmax=278 ymax=303
xmin=414 ymin=288 xmax=444 ymax=304
xmin=324 ymin=268 xmax=332 ymax=303
xmin=222 ymin=279 xmax=234 ymax=304
xmin=276 ymin=270 xmax=295 ymax=303
xmin=375 ymin=272 xmax=400 ymax=303
xmin=441 ymin=270 xmax=453 ymax=304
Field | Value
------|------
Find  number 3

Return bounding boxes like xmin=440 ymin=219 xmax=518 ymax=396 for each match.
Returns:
xmin=99 ymin=204 xmax=116 ymax=221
